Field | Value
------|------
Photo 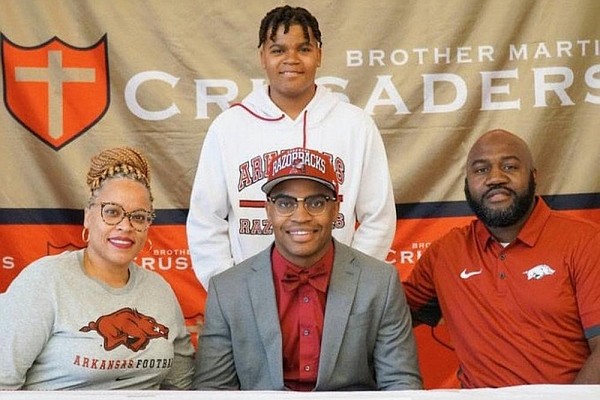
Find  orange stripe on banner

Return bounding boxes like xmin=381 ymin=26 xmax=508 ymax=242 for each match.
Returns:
xmin=1 ymin=208 xmax=598 ymax=383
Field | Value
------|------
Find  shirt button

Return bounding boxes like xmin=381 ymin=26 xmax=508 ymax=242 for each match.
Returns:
xmin=303 ymin=329 xmax=310 ymax=336
xmin=499 ymin=254 xmax=506 ymax=261
xmin=303 ymin=296 xmax=310 ymax=303
xmin=499 ymin=272 xmax=506 ymax=279
xmin=304 ymin=365 xmax=311 ymax=372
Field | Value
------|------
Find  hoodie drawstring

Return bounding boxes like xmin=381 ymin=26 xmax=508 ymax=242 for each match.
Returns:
xmin=230 ymin=103 xmax=285 ymax=122
xmin=230 ymin=103 xmax=308 ymax=149
xmin=302 ymin=110 xmax=308 ymax=148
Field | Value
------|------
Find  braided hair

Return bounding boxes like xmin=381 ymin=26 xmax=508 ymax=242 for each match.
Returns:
xmin=258 ymin=5 xmax=322 ymax=48
xmin=86 ymin=147 xmax=154 ymax=203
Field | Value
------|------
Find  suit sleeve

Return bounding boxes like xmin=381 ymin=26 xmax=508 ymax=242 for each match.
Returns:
xmin=374 ymin=268 xmax=422 ymax=390
xmin=186 ymin=123 xmax=235 ymax=289
xmin=350 ymin=116 xmax=396 ymax=261
xmin=193 ymin=278 xmax=240 ymax=390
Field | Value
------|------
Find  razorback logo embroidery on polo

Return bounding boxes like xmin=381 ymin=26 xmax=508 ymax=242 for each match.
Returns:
xmin=80 ymin=307 xmax=168 ymax=352
xmin=1 ymin=34 xmax=109 ymax=150
xmin=523 ymin=264 xmax=556 ymax=280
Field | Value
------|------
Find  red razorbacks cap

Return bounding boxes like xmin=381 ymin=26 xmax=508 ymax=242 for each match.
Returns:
xmin=261 ymin=148 xmax=338 ymax=195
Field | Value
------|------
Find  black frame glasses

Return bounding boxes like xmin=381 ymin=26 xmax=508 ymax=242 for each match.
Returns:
xmin=267 ymin=194 xmax=336 ymax=217
xmin=92 ymin=202 xmax=156 ymax=232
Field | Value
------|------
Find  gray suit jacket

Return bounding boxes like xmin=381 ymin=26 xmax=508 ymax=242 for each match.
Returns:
xmin=193 ymin=240 xmax=422 ymax=391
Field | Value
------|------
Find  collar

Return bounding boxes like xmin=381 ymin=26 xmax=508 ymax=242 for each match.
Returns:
xmin=475 ymin=196 xmax=551 ymax=248
xmin=271 ymin=242 xmax=334 ymax=293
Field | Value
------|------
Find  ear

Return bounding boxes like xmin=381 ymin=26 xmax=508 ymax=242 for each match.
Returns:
xmin=333 ymin=199 xmax=340 ymax=215
xmin=330 ymin=199 xmax=340 ymax=223
xmin=83 ymin=206 xmax=91 ymax=230
xmin=316 ymin=47 xmax=322 ymax=67
xmin=259 ymin=47 xmax=267 ymax=70
xmin=264 ymin=198 xmax=276 ymax=221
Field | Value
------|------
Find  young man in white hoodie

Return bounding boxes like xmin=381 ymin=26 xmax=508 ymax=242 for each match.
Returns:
xmin=187 ymin=5 xmax=396 ymax=289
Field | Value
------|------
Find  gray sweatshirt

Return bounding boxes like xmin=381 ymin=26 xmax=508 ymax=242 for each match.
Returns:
xmin=0 ymin=249 xmax=194 ymax=390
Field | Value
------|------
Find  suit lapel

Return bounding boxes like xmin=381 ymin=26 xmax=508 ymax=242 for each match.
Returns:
xmin=317 ymin=243 xmax=360 ymax=386
xmin=247 ymin=247 xmax=284 ymax=387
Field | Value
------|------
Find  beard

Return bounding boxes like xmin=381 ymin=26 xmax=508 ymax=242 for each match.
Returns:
xmin=464 ymin=172 xmax=536 ymax=228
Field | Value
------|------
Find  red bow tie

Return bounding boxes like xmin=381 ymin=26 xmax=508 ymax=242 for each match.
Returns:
xmin=281 ymin=265 xmax=328 ymax=292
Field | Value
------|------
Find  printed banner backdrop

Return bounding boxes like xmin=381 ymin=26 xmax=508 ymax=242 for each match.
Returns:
xmin=1 ymin=0 xmax=599 ymax=388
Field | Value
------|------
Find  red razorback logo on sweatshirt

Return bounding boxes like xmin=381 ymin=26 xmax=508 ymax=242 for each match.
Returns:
xmin=80 ymin=307 xmax=169 ymax=352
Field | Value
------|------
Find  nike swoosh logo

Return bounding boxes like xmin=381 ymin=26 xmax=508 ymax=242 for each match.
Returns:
xmin=460 ymin=269 xmax=483 ymax=279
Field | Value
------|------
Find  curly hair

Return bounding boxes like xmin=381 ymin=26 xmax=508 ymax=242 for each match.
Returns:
xmin=258 ymin=5 xmax=322 ymax=48
xmin=86 ymin=147 xmax=153 ymax=203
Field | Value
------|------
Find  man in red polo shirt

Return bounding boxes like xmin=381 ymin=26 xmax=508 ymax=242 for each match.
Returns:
xmin=193 ymin=147 xmax=421 ymax=391
xmin=404 ymin=129 xmax=600 ymax=387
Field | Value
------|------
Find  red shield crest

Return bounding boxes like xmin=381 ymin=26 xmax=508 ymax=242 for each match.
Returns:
xmin=1 ymin=35 xmax=109 ymax=150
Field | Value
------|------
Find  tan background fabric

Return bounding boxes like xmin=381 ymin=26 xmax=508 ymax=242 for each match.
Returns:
xmin=1 ymin=0 xmax=599 ymax=389
xmin=1 ymin=0 xmax=599 ymax=209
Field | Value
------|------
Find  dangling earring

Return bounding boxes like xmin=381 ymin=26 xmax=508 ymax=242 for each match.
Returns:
xmin=81 ymin=227 xmax=90 ymax=243
xmin=145 ymin=238 xmax=153 ymax=252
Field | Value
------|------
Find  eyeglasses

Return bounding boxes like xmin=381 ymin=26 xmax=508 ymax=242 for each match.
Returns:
xmin=92 ymin=202 xmax=155 ymax=232
xmin=267 ymin=194 xmax=336 ymax=217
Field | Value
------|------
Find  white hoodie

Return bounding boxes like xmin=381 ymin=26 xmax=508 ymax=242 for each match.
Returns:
xmin=187 ymin=85 xmax=396 ymax=288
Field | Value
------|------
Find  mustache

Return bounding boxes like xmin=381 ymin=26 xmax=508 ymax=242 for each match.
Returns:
xmin=483 ymin=185 xmax=517 ymax=198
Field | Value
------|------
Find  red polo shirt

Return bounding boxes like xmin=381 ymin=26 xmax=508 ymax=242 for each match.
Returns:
xmin=404 ymin=197 xmax=600 ymax=387
xmin=272 ymin=243 xmax=334 ymax=391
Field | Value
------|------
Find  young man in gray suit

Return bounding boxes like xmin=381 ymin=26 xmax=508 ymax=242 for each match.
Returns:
xmin=193 ymin=147 xmax=421 ymax=391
